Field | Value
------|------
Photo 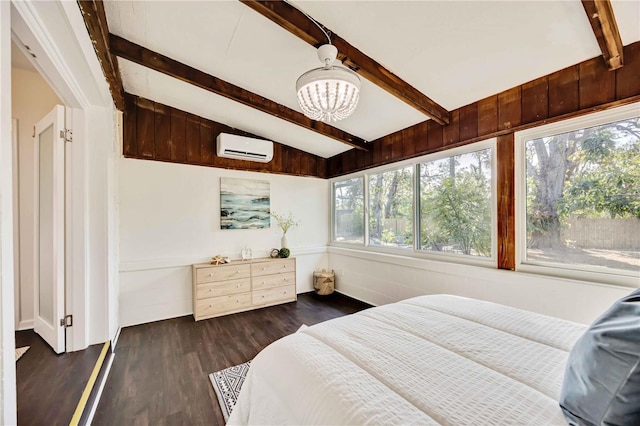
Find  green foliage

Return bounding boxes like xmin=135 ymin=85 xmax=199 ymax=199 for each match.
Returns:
xmin=559 ymin=141 xmax=640 ymax=219
xmin=420 ymin=171 xmax=491 ymax=256
xmin=368 ymin=167 xmax=414 ymax=247
xmin=271 ymin=211 xmax=300 ymax=235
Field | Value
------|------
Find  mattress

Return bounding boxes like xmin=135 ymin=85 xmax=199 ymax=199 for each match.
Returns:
xmin=227 ymin=294 xmax=587 ymax=425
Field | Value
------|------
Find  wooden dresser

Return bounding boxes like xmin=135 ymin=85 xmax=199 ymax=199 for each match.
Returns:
xmin=192 ymin=257 xmax=296 ymax=321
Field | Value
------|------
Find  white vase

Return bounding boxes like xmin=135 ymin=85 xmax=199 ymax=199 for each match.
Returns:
xmin=281 ymin=235 xmax=288 ymax=249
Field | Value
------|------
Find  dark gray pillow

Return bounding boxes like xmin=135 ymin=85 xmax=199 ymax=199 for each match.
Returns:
xmin=559 ymin=288 xmax=640 ymax=426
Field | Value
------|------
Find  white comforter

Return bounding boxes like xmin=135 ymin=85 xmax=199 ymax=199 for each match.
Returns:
xmin=228 ymin=295 xmax=586 ymax=425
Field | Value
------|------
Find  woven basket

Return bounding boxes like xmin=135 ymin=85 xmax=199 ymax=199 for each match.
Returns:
xmin=313 ymin=269 xmax=335 ymax=296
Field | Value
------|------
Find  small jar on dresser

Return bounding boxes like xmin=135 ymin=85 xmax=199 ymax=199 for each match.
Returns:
xmin=192 ymin=257 xmax=296 ymax=321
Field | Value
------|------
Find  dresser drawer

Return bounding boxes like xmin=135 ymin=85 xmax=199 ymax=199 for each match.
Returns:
xmin=196 ymin=278 xmax=250 ymax=300
xmin=252 ymin=272 xmax=295 ymax=291
xmin=195 ymin=292 xmax=252 ymax=318
xmin=195 ymin=264 xmax=251 ymax=283
xmin=251 ymin=259 xmax=295 ymax=277
xmin=253 ymin=284 xmax=296 ymax=306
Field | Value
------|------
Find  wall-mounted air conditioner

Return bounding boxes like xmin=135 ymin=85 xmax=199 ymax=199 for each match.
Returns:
xmin=216 ymin=133 xmax=274 ymax=163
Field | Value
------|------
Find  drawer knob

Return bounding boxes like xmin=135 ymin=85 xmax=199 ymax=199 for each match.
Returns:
xmin=235 ymin=270 xmax=239 ymax=274
xmin=261 ymin=267 xmax=266 ymax=271
xmin=208 ymin=289 xmax=212 ymax=292
xmin=283 ymin=291 xmax=287 ymax=294
xmin=262 ymin=295 xmax=265 ymax=298
xmin=209 ymin=304 xmax=213 ymax=308
xmin=282 ymin=265 xmax=286 ymax=269
xmin=237 ymin=283 xmax=242 ymax=288
xmin=236 ymin=299 xmax=240 ymax=303
xmin=283 ymin=278 xmax=288 ymax=282
xmin=261 ymin=281 xmax=265 ymax=285
xmin=208 ymin=273 xmax=213 ymax=277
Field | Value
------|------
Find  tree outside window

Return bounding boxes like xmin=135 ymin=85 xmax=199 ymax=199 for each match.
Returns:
xmin=418 ymin=149 xmax=492 ymax=257
xmin=333 ymin=178 xmax=364 ymax=243
xmin=525 ymin=117 xmax=640 ymax=272
xmin=368 ymin=167 xmax=414 ymax=248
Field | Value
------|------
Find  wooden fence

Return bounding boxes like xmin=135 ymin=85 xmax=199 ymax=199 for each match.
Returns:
xmin=563 ymin=217 xmax=640 ymax=250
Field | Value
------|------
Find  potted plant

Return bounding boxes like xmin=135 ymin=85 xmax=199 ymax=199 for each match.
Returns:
xmin=271 ymin=211 xmax=300 ymax=257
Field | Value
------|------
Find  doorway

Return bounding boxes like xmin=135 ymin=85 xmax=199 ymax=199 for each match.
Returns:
xmin=9 ymin=19 xmax=107 ymax=425
xmin=11 ymin=41 xmax=66 ymax=354
xmin=2 ymin=2 xmax=118 ymax=423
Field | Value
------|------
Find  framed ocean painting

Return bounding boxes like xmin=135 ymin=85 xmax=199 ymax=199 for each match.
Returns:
xmin=220 ymin=178 xmax=270 ymax=229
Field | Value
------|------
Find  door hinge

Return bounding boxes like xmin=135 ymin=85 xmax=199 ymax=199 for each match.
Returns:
xmin=60 ymin=314 xmax=73 ymax=328
xmin=60 ymin=129 xmax=73 ymax=143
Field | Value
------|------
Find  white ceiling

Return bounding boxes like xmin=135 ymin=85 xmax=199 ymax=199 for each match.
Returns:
xmin=103 ymin=0 xmax=640 ymax=159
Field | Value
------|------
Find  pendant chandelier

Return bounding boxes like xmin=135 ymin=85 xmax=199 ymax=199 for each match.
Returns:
xmin=296 ymin=44 xmax=361 ymax=123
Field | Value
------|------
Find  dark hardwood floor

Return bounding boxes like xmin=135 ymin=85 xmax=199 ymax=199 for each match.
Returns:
xmin=15 ymin=330 xmax=103 ymax=426
xmin=93 ymin=292 xmax=371 ymax=425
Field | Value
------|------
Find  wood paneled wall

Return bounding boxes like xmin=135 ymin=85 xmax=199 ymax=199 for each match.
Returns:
xmin=326 ymin=41 xmax=640 ymax=178
xmin=122 ymin=93 xmax=327 ymax=178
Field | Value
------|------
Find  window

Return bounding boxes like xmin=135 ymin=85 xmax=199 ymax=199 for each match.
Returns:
xmin=519 ymin=107 xmax=639 ymax=279
xmin=418 ymin=148 xmax=493 ymax=258
xmin=330 ymin=140 xmax=494 ymax=262
xmin=368 ymin=166 xmax=413 ymax=249
xmin=333 ymin=177 xmax=364 ymax=244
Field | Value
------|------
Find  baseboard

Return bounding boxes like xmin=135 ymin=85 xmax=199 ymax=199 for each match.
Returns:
xmin=299 ymin=290 xmax=375 ymax=309
xmin=16 ymin=319 xmax=34 ymax=331
xmin=334 ymin=290 xmax=376 ymax=308
xmin=111 ymin=327 xmax=122 ymax=351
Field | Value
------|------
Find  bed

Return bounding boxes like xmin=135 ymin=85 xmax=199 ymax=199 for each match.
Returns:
xmin=227 ymin=294 xmax=590 ymax=425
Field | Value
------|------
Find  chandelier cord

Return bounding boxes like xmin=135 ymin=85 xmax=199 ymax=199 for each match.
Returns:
xmin=285 ymin=0 xmax=332 ymax=45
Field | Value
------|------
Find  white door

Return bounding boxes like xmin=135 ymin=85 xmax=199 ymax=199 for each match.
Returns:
xmin=33 ymin=105 xmax=65 ymax=354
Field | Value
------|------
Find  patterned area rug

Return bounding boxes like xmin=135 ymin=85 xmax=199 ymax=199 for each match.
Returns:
xmin=208 ymin=324 xmax=309 ymax=420
xmin=209 ymin=361 xmax=251 ymax=422
xmin=15 ymin=346 xmax=30 ymax=361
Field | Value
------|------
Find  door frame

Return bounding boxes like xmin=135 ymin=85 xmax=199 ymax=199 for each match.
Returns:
xmin=11 ymin=5 xmax=88 ymax=353
xmin=1 ymin=3 xmax=17 ymax=421
xmin=2 ymin=1 xmax=118 ymax=421
xmin=12 ymin=117 xmax=20 ymax=327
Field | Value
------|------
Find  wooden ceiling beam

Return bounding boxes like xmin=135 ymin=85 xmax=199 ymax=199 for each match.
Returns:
xmin=77 ymin=0 xmax=125 ymax=110
xmin=581 ymin=0 xmax=624 ymax=70
xmin=109 ymin=34 xmax=368 ymax=151
xmin=240 ymin=0 xmax=450 ymax=126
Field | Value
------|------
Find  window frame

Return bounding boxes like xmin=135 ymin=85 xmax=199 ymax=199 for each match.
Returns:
xmin=329 ymin=139 xmax=497 ymax=268
xmin=514 ymin=102 xmax=640 ymax=287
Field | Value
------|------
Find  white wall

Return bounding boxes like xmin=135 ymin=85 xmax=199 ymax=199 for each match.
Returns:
xmin=329 ymin=247 xmax=634 ymax=325
xmin=119 ymin=158 xmax=329 ymax=327
xmin=11 ymin=67 xmax=62 ymax=330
